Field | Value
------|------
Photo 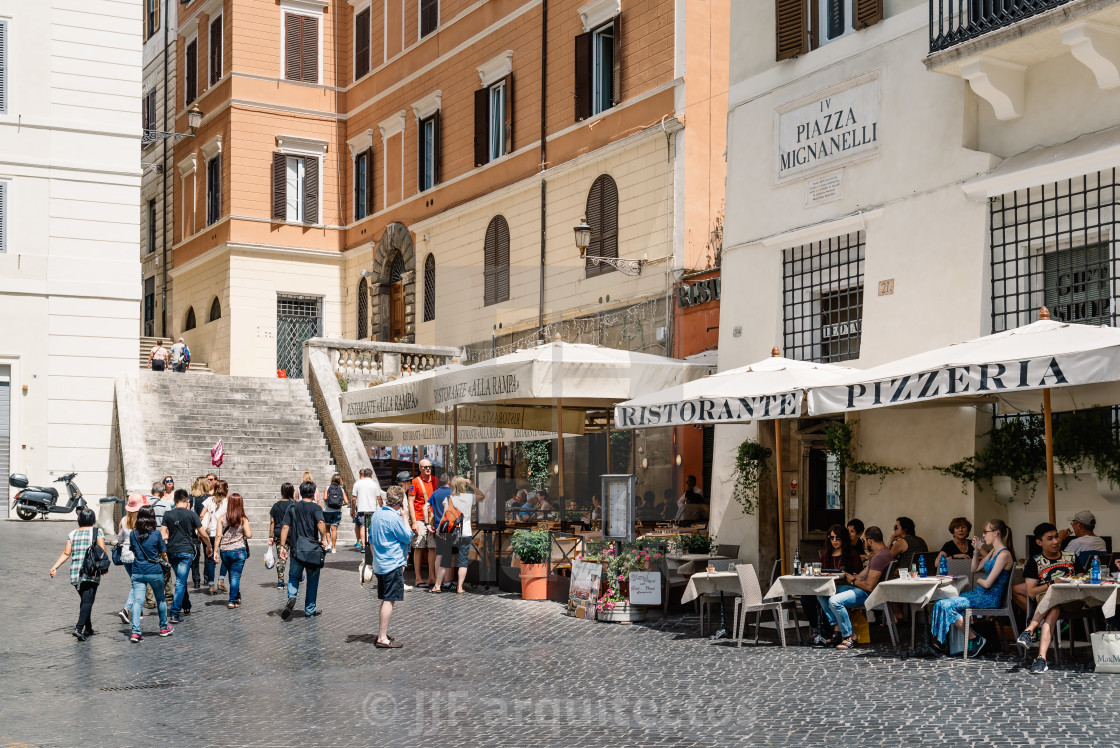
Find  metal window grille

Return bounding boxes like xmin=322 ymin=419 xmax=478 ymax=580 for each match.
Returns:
xmin=276 ymin=297 xmax=321 ymax=379
xmin=930 ymin=0 xmax=1070 ymax=54
xmin=357 ymin=278 xmax=368 ymax=339
xmin=390 ymin=254 xmax=404 ymax=283
xmin=990 ymin=168 xmax=1118 ymax=332
xmin=423 ymin=254 xmax=436 ymax=322
xmin=782 ymin=231 xmax=865 ymax=363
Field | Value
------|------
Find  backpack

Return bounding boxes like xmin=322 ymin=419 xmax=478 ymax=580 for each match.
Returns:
xmin=80 ymin=528 xmax=111 ymax=579
xmin=436 ymin=498 xmax=463 ymax=539
xmin=170 ymin=344 xmax=184 ymax=365
xmin=325 ymin=484 xmax=346 ymax=509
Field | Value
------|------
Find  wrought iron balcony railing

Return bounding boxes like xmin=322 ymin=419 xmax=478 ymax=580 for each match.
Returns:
xmin=929 ymin=0 xmax=1073 ymax=53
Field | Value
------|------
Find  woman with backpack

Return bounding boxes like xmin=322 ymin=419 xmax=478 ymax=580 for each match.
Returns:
xmin=200 ymin=480 xmax=229 ymax=595
xmin=48 ymin=507 xmax=108 ymax=641
xmin=115 ymin=493 xmax=146 ymax=623
xmin=127 ymin=505 xmax=173 ymax=642
xmin=322 ymin=473 xmax=347 ymax=553
xmin=213 ymin=493 xmax=252 ymax=608
xmin=433 ymin=476 xmax=486 ymax=594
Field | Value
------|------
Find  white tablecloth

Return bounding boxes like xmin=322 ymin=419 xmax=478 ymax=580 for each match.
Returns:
xmin=681 ymin=571 xmax=740 ymax=604
xmin=863 ymin=576 xmax=969 ymax=611
xmin=764 ymin=575 xmax=839 ymax=599
xmin=676 ymin=556 xmax=732 ymax=576
xmin=1036 ymin=582 xmax=1119 ymax=618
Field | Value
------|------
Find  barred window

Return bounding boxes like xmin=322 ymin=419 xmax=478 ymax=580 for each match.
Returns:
xmin=782 ymin=231 xmax=865 ymax=363
xmin=357 ymin=277 xmax=368 ymax=339
xmin=991 ymin=169 xmax=1118 ymax=332
xmin=423 ymin=254 xmax=436 ymax=322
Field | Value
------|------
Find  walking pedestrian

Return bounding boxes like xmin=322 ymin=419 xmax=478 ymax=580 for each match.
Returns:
xmin=127 ymin=506 xmax=173 ymax=642
xmin=148 ymin=339 xmax=170 ymax=371
xmin=189 ymin=476 xmax=210 ymax=589
xmin=169 ymin=338 xmax=190 ymax=373
xmin=163 ymin=489 xmax=211 ymax=623
xmin=268 ymin=482 xmax=296 ymax=588
xmin=302 ymin=471 xmax=320 ymax=504
xmin=322 ymin=473 xmax=347 ymax=553
xmin=48 ymin=507 xmax=107 ymax=641
xmin=370 ymin=485 xmax=412 ymax=648
xmin=200 ymin=480 xmax=229 ymax=595
xmin=279 ymin=481 xmax=327 ymax=620
xmin=116 ymin=493 xmax=145 ymax=623
xmin=351 ymin=467 xmax=384 ymax=551
xmin=146 ymin=479 xmax=176 ymax=608
xmin=435 ymin=476 xmax=485 ymax=594
xmin=213 ymin=493 xmax=251 ymax=609
xmin=409 ymin=460 xmax=438 ymax=587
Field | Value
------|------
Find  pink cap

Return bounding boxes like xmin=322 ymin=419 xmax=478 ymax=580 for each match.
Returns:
xmin=125 ymin=493 xmax=148 ymax=513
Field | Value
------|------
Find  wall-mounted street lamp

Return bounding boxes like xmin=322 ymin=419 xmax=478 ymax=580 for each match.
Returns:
xmin=573 ymin=217 xmax=644 ymax=276
xmin=142 ymin=103 xmax=204 ymax=146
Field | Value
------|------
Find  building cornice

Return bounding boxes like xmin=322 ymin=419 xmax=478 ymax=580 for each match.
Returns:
xmin=276 ymin=134 xmax=329 ymax=157
xmin=477 ymin=50 xmax=514 ymax=87
xmin=379 ymin=111 xmax=407 ymax=140
xmin=578 ymin=0 xmax=620 ymax=32
xmin=411 ymin=91 xmax=442 ymax=121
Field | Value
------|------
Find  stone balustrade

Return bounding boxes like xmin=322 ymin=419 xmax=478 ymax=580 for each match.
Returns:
xmin=303 ymin=337 xmax=461 ymax=391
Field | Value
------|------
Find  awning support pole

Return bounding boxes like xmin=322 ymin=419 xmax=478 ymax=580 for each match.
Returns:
xmin=557 ymin=397 xmax=566 ymax=533
xmin=776 ymin=419 xmax=787 ymax=576
xmin=1043 ymin=388 xmax=1056 ymax=526
xmin=452 ymin=406 xmax=459 ymax=478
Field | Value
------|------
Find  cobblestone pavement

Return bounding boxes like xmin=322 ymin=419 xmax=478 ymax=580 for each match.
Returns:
xmin=3 ymin=522 xmax=1120 ymax=747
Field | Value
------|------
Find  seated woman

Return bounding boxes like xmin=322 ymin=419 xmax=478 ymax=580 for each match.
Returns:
xmin=937 ymin=516 xmax=974 ymax=562
xmin=806 ymin=524 xmax=865 ymax=646
xmin=929 ymin=519 xmax=1015 ymax=657
xmin=889 ymin=516 xmax=929 ymax=574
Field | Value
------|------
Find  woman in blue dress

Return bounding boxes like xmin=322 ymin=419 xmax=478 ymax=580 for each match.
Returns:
xmin=930 ymin=519 xmax=1015 ymax=657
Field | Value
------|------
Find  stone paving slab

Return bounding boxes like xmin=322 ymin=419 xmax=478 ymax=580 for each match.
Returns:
xmin=2 ymin=522 xmax=1119 ymax=747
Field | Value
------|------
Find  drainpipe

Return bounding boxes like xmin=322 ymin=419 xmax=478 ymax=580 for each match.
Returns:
xmin=537 ymin=0 xmax=548 ymax=340
xmin=160 ymin=0 xmax=170 ymax=337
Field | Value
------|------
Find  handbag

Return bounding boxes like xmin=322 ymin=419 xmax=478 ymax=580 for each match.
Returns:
xmin=1092 ymin=631 xmax=1120 ymax=673
xmin=80 ymin=528 xmax=111 ymax=578
xmin=111 ymin=543 xmax=124 ymax=566
xmin=293 ymin=535 xmax=326 ymax=568
xmin=132 ymin=530 xmax=172 ymax=573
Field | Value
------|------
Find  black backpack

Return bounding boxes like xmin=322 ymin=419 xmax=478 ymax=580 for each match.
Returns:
xmin=325 ymin=484 xmax=346 ymax=509
xmin=80 ymin=528 xmax=111 ymax=579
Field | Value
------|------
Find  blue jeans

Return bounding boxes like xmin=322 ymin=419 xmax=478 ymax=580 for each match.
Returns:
xmin=169 ymin=552 xmax=194 ymax=617
xmin=205 ymin=536 xmax=217 ymax=585
xmin=817 ymin=585 xmax=869 ymax=639
xmin=131 ymin=573 xmax=169 ymax=635
xmin=287 ymin=557 xmax=321 ymax=615
xmin=122 ymin=562 xmax=135 ymax=610
xmin=220 ymin=547 xmax=247 ymax=604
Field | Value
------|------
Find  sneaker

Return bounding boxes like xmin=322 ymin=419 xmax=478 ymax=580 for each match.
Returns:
xmin=72 ymin=628 xmax=87 ymax=642
xmin=159 ymin=625 xmax=174 ymax=637
xmin=967 ymin=634 xmax=987 ymax=657
xmin=130 ymin=633 xmax=143 ymax=643
xmin=404 ymin=583 xmax=414 ymax=591
xmin=118 ymin=609 xmax=130 ymax=624
xmin=808 ymin=634 xmax=831 ymax=647
xmin=353 ymin=542 xmax=362 ymax=549
xmin=1016 ymin=630 xmax=1033 ymax=655
xmin=169 ymin=616 xmax=183 ymax=624
xmin=276 ymin=582 xmax=284 ymax=589
xmin=331 ymin=547 xmax=337 ymax=554
xmin=1029 ymin=656 xmax=1048 ymax=674
xmin=281 ymin=597 xmax=296 ymax=621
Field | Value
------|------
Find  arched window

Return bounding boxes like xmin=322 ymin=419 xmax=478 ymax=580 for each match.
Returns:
xmin=184 ymin=307 xmax=197 ymax=331
xmin=483 ymin=215 xmax=510 ymax=306
xmin=423 ymin=254 xmax=436 ymax=322
xmin=357 ymin=277 xmax=369 ymax=339
xmin=209 ymin=297 xmax=222 ymax=322
xmin=390 ymin=253 xmax=405 ymax=283
xmin=584 ymin=174 xmax=618 ymax=277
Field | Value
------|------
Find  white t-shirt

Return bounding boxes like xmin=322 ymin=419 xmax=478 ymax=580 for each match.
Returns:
xmin=201 ymin=496 xmax=226 ymax=536
xmin=1067 ymin=534 xmax=1107 ymax=554
xmin=353 ymin=476 xmax=385 ymax=513
xmin=117 ymin=517 xmax=136 ymax=563
xmin=450 ymin=492 xmax=476 ymax=536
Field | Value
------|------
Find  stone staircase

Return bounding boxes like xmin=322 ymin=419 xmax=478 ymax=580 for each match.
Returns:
xmin=139 ymin=371 xmax=337 ymax=532
xmin=139 ymin=336 xmax=212 ymax=373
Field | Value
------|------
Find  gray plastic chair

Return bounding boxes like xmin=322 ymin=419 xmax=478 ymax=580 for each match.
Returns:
xmin=963 ymin=573 xmax=1019 ymax=660
xmin=732 ymin=564 xmax=787 ymax=647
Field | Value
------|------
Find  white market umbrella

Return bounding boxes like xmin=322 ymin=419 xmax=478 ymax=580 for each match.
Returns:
xmin=614 ymin=348 xmax=861 ymax=573
xmin=807 ymin=310 xmax=1120 ymax=523
xmin=359 ymin=423 xmax=558 ymax=447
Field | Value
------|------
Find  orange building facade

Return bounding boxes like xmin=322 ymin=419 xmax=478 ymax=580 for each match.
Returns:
xmin=170 ymin=0 xmax=728 ymax=384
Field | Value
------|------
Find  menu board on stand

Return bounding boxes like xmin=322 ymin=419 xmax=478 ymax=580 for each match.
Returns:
xmin=601 ymin=474 xmax=637 ymax=543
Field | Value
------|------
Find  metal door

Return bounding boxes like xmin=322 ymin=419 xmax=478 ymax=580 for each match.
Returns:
xmin=143 ymin=277 xmax=155 ymax=337
xmin=0 ymin=366 xmax=9 ymax=518
xmin=276 ymin=297 xmax=321 ymax=379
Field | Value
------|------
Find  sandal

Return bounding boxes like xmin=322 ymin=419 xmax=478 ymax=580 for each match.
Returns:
xmin=227 ymin=603 xmax=240 ymax=609
xmin=427 ymin=587 xmax=442 ymax=594
xmin=836 ymin=637 xmax=858 ymax=650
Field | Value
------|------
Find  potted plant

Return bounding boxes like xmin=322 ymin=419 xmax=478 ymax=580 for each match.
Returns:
xmin=590 ymin=544 xmax=660 ymax=623
xmin=510 ymin=529 xmax=550 ymax=600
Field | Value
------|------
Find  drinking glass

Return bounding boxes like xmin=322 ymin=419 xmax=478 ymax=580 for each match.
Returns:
xmin=803 ymin=564 xmax=812 ymax=576
xmin=726 ymin=563 xmax=736 ymax=575
xmin=812 ymin=563 xmax=822 ymax=576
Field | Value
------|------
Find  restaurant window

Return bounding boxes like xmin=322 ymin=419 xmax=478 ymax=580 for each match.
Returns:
xmin=990 ymin=168 xmax=1119 ymax=332
xmin=782 ymin=231 xmax=865 ymax=363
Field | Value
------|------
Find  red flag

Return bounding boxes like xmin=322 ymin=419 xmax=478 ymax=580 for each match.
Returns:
xmin=211 ymin=438 xmax=225 ymax=468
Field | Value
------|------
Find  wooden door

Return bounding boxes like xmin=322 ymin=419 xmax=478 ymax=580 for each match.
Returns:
xmin=390 ymin=282 xmax=405 ymax=340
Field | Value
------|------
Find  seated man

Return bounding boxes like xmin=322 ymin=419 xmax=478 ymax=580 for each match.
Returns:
xmin=1015 ymin=522 xmax=1083 ymax=674
xmin=817 ymin=525 xmax=891 ymax=650
xmin=1061 ymin=510 xmax=1107 ymax=556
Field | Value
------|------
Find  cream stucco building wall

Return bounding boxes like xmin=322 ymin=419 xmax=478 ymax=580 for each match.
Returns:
xmin=0 ymin=0 xmax=143 ymax=513
xmin=718 ymin=1 xmax=1120 ymax=568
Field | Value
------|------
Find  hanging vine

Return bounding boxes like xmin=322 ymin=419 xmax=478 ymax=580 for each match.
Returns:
xmin=609 ymin=431 xmax=633 ymax=474
xmin=515 ymin=440 xmax=552 ymax=491
xmin=729 ymin=439 xmax=769 ymax=515
xmin=824 ymin=422 xmax=906 ymax=493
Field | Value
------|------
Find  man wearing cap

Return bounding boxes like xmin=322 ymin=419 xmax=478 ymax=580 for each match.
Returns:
xmin=350 ymin=467 xmax=385 ymax=551
xmin=1060 ymin=511 xmax=1107 ymax=555
xmin=369 ymin=485 xmax=413 ymax=648
xmin=408 ymin=460 xmax=438 ymax=588
xmin=169 ymin=338 xmax=190 ymax=373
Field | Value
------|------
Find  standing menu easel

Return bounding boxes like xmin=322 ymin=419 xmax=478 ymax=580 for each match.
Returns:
xmin=600 ymin=474 xmax=637 ymax=543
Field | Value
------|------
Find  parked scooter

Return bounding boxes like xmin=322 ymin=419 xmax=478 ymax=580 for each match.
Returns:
xmin=9 ymin=472 xmax=88 ymax=520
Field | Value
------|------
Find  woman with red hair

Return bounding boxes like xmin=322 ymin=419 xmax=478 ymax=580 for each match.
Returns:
xmin=213 ymin=493 xmax=252 ymax=608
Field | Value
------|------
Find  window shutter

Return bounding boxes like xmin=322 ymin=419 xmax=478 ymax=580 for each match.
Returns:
xmin=355 ymin=7 xmax=370 ymax=81
xmin=474 ymin=87 xmax=489 ymax=167
xmin=210 ymin=154 xmax=222 ymax=224
xmin=854 ymin=0 xmax=883 ymax=29
xmin=285 ymin=14 xmax=301 ymax=80
xmin=303 ymin=156 xmax=319 ymax=224
xmin=418 ymin=117 xmax=426 ymax=190
xmin=611 ymin=14 xmax=622 ymax=107
xmin=147 ymin=89 xmax=157 ymax=131
xmin=0 ymin=21 xmax=7 ymax=114
xmin=432 ymin=110 xmax=440 ymax=185
xmin=483 ymin=218 xmax=497 ymax=306
xmin=153 ymin=0 xmax=160 ymax=35
xmin=272 ymin=152 xmax=286 ymax=220
xmin=210 ymin=15 xmax=223 ymax=85
xmin=142 ymin=93 xmax=149 ymax=132
xmin=185 ymin=39 xmax=198 ymax=104
xmin=775 ymin=0 xmax=809 ymax=61
xmin=302 ymin=16 xmax=318 ymax=82
xmin=495 ymin=215 xmax=509 ymax=303
xmin=365 ymin=147 xmax=375 ymax=216
xmin=573 ymin=31 xmax=593 ymax=122
xmin=586 ymin=175 xmax=618 ymax=277
xmin=502 ymin=74 xmax=513 ymax=154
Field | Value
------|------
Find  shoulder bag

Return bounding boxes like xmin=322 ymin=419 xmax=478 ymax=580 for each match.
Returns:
xmin=291 ymin=505 xmax=325 ymax=568
xmin=436 ymin=498 xmax=464 ymax=544
xmin=131 ymin=530 xmax=172 ymax=573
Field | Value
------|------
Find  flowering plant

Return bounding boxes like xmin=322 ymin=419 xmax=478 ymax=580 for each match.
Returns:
xmin=582 ymin=542 xmax=663 ymax=613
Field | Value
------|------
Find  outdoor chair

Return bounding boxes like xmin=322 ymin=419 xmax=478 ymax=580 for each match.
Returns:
xmin=963 ymin=572 xmax=1019 ymax=660
xmin=765 ymin=558 xmax=803 ymax=643
xmin=946 ymin=557 xmax=973 ymax=581
xmin=717 ymin=544 xmax=740 ymax=559
xmin=732 ymin=564 xmax=787 ymax=648
xmin=698 ymin=560 xmax=738 ymax=635
xmin=658 ymin=555 xmax=690 ymax=615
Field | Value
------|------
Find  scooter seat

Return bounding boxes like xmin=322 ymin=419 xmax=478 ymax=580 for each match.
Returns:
xmin=27 ymin=486 xmax=59 ymax=499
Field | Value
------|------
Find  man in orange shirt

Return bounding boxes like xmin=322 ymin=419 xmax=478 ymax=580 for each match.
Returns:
xmin=409 ymin=460 xmax=438 ymax=588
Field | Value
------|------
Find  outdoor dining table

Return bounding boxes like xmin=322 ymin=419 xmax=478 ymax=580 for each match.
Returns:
xmin=864 ymin=575 xmax=971 ymax=657
xmin=1036 ymin=580 xmax=1119 ymax=619
xmin=681 ymin=571 xmax=740 ymax=637
xmin=764 ymin=574 xmax=840 ymax=599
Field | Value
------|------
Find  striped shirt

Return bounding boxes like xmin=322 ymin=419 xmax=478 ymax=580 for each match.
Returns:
xmin=67 ymin=527 xmax=104 ymax=586
xmin=149 ymin=346 xmax=170 ymax=365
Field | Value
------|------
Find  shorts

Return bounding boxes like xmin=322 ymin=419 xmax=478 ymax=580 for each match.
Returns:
xmin=376 ymin=566 xmax=405 ymax=601
xmin=354 ymin=512 xmax=372 ymax=527
xmin=411 ymin=522 xmax=435 ymax=549
xmin=454 ymin=542 xmax=471 ymax=567
xmin=435 ymin=533 xmax=470 ymax=568
xmin=323 ymin=511 xmax=342 ymax=526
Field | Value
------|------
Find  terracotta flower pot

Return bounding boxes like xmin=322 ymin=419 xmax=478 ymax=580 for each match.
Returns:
xmin=519 ymin=563 xmax=549 ymax=600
